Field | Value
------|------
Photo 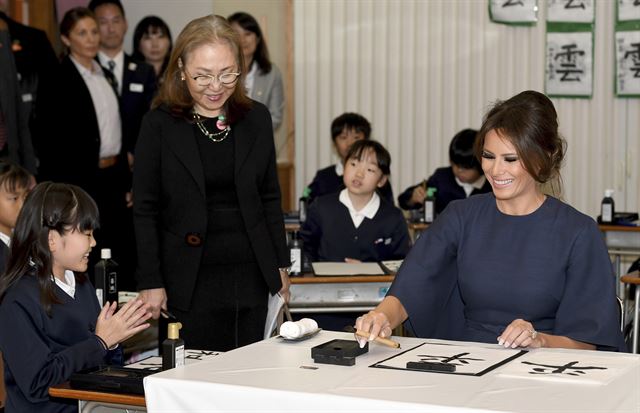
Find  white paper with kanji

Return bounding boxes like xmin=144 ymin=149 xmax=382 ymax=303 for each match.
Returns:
xmin=496 ymin=350 xmax=639 ymax=385
xmin=372 ymin=342 xmax=524 ymax=375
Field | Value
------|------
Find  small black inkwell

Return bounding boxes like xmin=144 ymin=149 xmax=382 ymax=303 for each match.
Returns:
xmin=311 ymin=339 xmax=368 ymax=366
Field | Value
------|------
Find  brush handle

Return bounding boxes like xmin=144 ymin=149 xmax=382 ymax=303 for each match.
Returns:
xmin=354 ymin=330 xmax=400 ymax=348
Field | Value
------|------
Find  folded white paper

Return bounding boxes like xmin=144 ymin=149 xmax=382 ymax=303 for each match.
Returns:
xmin=312 ymin=262 xmax=384 ymax=276
xmin=264 ymin=292 xmax=285 ymax=339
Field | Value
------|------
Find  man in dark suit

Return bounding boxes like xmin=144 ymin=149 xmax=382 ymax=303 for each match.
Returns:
xmin=0 ymin=2 xmax=57 ymax=174
xmin=0 ymin=20 xmax=36 ymax=174
xmin=88 ymin=0 xmax=156 ymax=167
xmin=88 ymin=0 xmax=156 ymax=291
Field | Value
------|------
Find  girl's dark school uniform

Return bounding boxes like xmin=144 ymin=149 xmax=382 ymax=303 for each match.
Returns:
xmin=300 ymin=192 xmax=410 ymax=262
xmin=0 ymin=272 xmax=120 ymax=413
xmin=398 ymin=166 xmax=492 ymax=213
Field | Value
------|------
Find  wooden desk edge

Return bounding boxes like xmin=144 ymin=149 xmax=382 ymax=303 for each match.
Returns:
xmin=291 ymin=275 xmax=394 ymax=284
xmin=49 ymin=382 xmax=146 ymax=407
xmin=599 ymin=225 xmax=640 ymax=233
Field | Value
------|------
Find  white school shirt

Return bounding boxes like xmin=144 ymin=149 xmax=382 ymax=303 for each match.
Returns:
xmin=456 ymin=175 xmax=487 ymax=197
xmin=53 ymin=270 xmax=76 ymax=298
xmin=0 ymin=232 xmax=10 ymax=248
xmin=339 ymin=189 xmax=380 ymax=229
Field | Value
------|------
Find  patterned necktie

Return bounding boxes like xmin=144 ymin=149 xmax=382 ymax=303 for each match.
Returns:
xmin=0 ymin=110 xmax=7 ymax=152
xmin=107 ymin=60 xmax=119 ymax=94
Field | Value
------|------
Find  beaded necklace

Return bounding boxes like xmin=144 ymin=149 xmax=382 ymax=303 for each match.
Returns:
xmin=193 ymin=111 xmax=231 ymax=143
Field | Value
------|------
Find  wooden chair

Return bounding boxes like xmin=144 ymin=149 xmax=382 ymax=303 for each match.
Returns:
xmin=621 ymin=271 xmax=640 ymax=353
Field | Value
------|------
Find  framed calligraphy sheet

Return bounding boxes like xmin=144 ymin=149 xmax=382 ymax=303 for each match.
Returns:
xmin=490 ymin=0 xmax=538 ymax=24
xmin=371 ymin=342 xmax=526 ymax=376
xmin=547 ymin=0 xmax=594 ymax=23
xmin=497 ymin=350 xmax=639 ymax=385
xmin=545 ymin=30 xmax=593 ymax=97
xmin=616 ymin=30 xmax=640 ymax=96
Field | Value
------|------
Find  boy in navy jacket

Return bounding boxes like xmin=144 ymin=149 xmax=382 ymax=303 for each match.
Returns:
xmin=305 ymin=113 xmax=394 ymax=204
xmin=398 ymin=129 xmax=492 ymax=215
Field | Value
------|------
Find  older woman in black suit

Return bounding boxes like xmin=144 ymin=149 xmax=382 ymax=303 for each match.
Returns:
xmin=134 ymin=15 xmax=290 ymax=351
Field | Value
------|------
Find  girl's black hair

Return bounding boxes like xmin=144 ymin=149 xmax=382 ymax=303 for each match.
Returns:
xmin=449 ymin=128 xmax=481 ymax=172
xmin=345 ymin=140 xmax=391 ymax=176
xmin=227 ymin=12 xmax=272 ymax=74
xmin=132 ymin=15 xmax=173 ymax=77
xmin=0 ymin=182 xmax=100 ymax=315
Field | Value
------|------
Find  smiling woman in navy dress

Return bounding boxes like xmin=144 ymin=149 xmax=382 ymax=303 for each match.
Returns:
xmin=356 ymin=90 xmax=626 ymax=352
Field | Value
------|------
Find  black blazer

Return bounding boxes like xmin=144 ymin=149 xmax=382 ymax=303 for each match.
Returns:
xmin=0 ymin=30 xmax=36 ymax=173
xmin=0 ymin=12 xmax=58 ymax=165
xmin=133 ymin=102 xmax=289 ymax=311
xmin=38 ymin=56 xmax=128 ymax=195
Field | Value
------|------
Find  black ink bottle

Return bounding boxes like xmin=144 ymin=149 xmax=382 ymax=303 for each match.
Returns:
xmin=94 ymin=248 xmax=118 ymax=307
xmin=424 ymin=187 xmax=437 ymax=223
xmin=289 ymin=231 xmax=303 ymax=276
xmin=601 ymin=189 xmax=615 ymax=224
xmin=162 ymin=322 xmax=185 ymax=370
xmin=299 ymin=187 xmax=311 ymax=223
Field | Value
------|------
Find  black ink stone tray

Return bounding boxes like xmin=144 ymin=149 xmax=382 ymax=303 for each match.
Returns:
xmin=311 ymin=339 xmax=369 ymax=366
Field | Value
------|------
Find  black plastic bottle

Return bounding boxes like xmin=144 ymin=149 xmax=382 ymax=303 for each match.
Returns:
xmin=299 ymin=187 xmax=311 ymax=224
xmin=423 ymin=187 xmax=437 ymax=224
xmin=289 ymin=231 xmax=303 ymax=276
xmin=162 ymin=322 xmax=185 ymax=370
xmin=601 ymin=189 xmax=615 ymax=224
xmin=94 ymin=248 xmax=118 ymax=307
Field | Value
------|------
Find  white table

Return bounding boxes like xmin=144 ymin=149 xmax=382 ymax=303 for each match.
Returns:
xmin=143 ymin=331 xmax=640 ymax=412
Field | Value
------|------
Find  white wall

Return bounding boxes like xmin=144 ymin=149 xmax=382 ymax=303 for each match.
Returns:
xmin=294 ymin=0 xmax=640 ymax=218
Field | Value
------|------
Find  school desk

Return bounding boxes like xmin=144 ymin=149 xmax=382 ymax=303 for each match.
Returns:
xmin=143 ymin=330 xmax=640 ymax=412
xmin=289 ymin=274 xmax=394 ymax=314
xmin=49 ymin=382 xmax=146 ymax=412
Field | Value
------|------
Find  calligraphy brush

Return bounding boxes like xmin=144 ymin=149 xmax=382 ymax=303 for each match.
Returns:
xmin=346 ymin=326 xmax=401 ymax=349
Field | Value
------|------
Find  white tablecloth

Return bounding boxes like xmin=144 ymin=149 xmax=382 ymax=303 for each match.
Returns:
xmin=144 ymin=331 xmax=640 ymax=412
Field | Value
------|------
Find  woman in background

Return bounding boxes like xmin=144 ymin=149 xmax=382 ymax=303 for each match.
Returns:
xmin=132 ymin=15 xmax=172 ymax=85
xmin=228 ymin=11 xmax=284 ymax=131
xmin=38 ymin=7 xmax=130 ymax=281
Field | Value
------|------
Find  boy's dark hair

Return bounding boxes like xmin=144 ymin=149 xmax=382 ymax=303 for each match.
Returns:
xmin=449 ymin=129 xmax=481 ymax=172
xmin=0 ymin=161 xmax=32 ymax=194
xmin=227 ymin=12 xmax=272 ymax=74
xmin=331 ymin=113 xmax=371 ymax=141
xmin=0 ymin=182 xmax=100 ymax=315
xmin=345 ymin=140 xmax=391 ymax=176
xmin=87 ymin=0 xmax=125 ymax=16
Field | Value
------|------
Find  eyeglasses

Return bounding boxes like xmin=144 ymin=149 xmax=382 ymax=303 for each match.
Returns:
xmin=184 ymin=68 xmax=241 ymax=87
